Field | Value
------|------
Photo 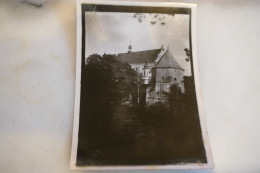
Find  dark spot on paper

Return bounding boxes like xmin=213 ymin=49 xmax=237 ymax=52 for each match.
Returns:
xmin=22 ymin=0 xmax=47 ymax=8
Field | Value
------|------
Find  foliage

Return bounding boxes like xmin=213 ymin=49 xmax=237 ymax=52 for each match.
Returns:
xmin=83 ymin=54 xmax=139 ymax=106
xmin=133 ymin=13 xmax=175 ymax=26
xmin=183 ymin=76 xmax=197 ymax=108
xmin=78 ymin=54 xmax=139 ymax=147
xmin=165 ymin=84 xmax=184 ymax=115
xmin=184 ymin=48 xmax=191 ymax=62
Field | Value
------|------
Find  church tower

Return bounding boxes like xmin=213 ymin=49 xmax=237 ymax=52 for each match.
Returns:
xmin=142 ymin=60 xmax=150 ymax=84
xmin=128 ymin=42 xmax=132 ymax=53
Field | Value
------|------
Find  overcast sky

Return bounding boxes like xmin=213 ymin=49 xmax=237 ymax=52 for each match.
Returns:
xmin=85 ymin=12 xmax=191 ymax=76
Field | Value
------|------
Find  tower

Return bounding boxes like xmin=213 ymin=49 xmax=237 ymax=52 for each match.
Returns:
xmin=142 ymin=59 xmax=150 ymax=84
xmin=128 ymin=42 xmax=132 ymax=53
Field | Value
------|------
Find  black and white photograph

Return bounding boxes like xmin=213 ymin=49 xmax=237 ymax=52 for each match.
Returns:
xmin=71 ymin=1 xmax=213 ymax=170
xmin=3 ymin=0 xmax=260 ymax=172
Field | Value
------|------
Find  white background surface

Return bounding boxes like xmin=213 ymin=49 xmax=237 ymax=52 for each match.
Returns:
xmin=0 ymin=0 xmax=259 ymax=173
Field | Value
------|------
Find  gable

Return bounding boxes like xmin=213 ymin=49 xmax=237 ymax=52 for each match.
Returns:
xmin=153 ymin=50 xmax=184 ymax=70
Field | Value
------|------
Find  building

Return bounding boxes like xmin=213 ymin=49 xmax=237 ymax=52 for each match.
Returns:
xmin=113 ymin=44 xmax=184 ymax=104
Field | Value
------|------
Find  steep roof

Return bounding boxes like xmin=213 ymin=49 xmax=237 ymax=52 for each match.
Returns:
xmin=153 ymin=49 xmax=184 ymax=70
xmin=113 ymin=49 xmax=161 ymax=64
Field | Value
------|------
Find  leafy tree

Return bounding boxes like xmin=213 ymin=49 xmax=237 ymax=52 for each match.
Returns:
xmin=183 ymin=76 xmax=197 ymax=108
xmin=165 ymin=84 xmax=183 ymax=116
xmin=78 ymin=54 xmax=139 ymax=147
xmin=184 ymin=48 xmax=190 ymax=62
xmin=83 ymin=54 xmax=138 ymax=106
xmin=133 ymin=13 xmax=175 ymax=26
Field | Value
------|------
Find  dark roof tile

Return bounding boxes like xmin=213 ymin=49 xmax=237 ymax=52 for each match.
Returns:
xmin=113 ymin=49 xmax=161 ymax=64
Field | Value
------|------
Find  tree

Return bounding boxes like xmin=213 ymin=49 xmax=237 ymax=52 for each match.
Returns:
xmin=78 ymin=53 xmax=139 ymax=146
xmin=165 ymin=84 xmax=183 ymax=116
xmin=184 ymin=48 xmax=191 ymax=62
xmin=133 ymin=13 xmax=175 ymax=26
xmin=183 ymin=76 xmax=197 ymax=108
xmin=83 ymin=54 xmax=139 ymax=107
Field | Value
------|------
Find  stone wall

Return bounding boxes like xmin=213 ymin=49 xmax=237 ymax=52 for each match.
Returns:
xmin=146 ymin=68 xmax=184 ymax=104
